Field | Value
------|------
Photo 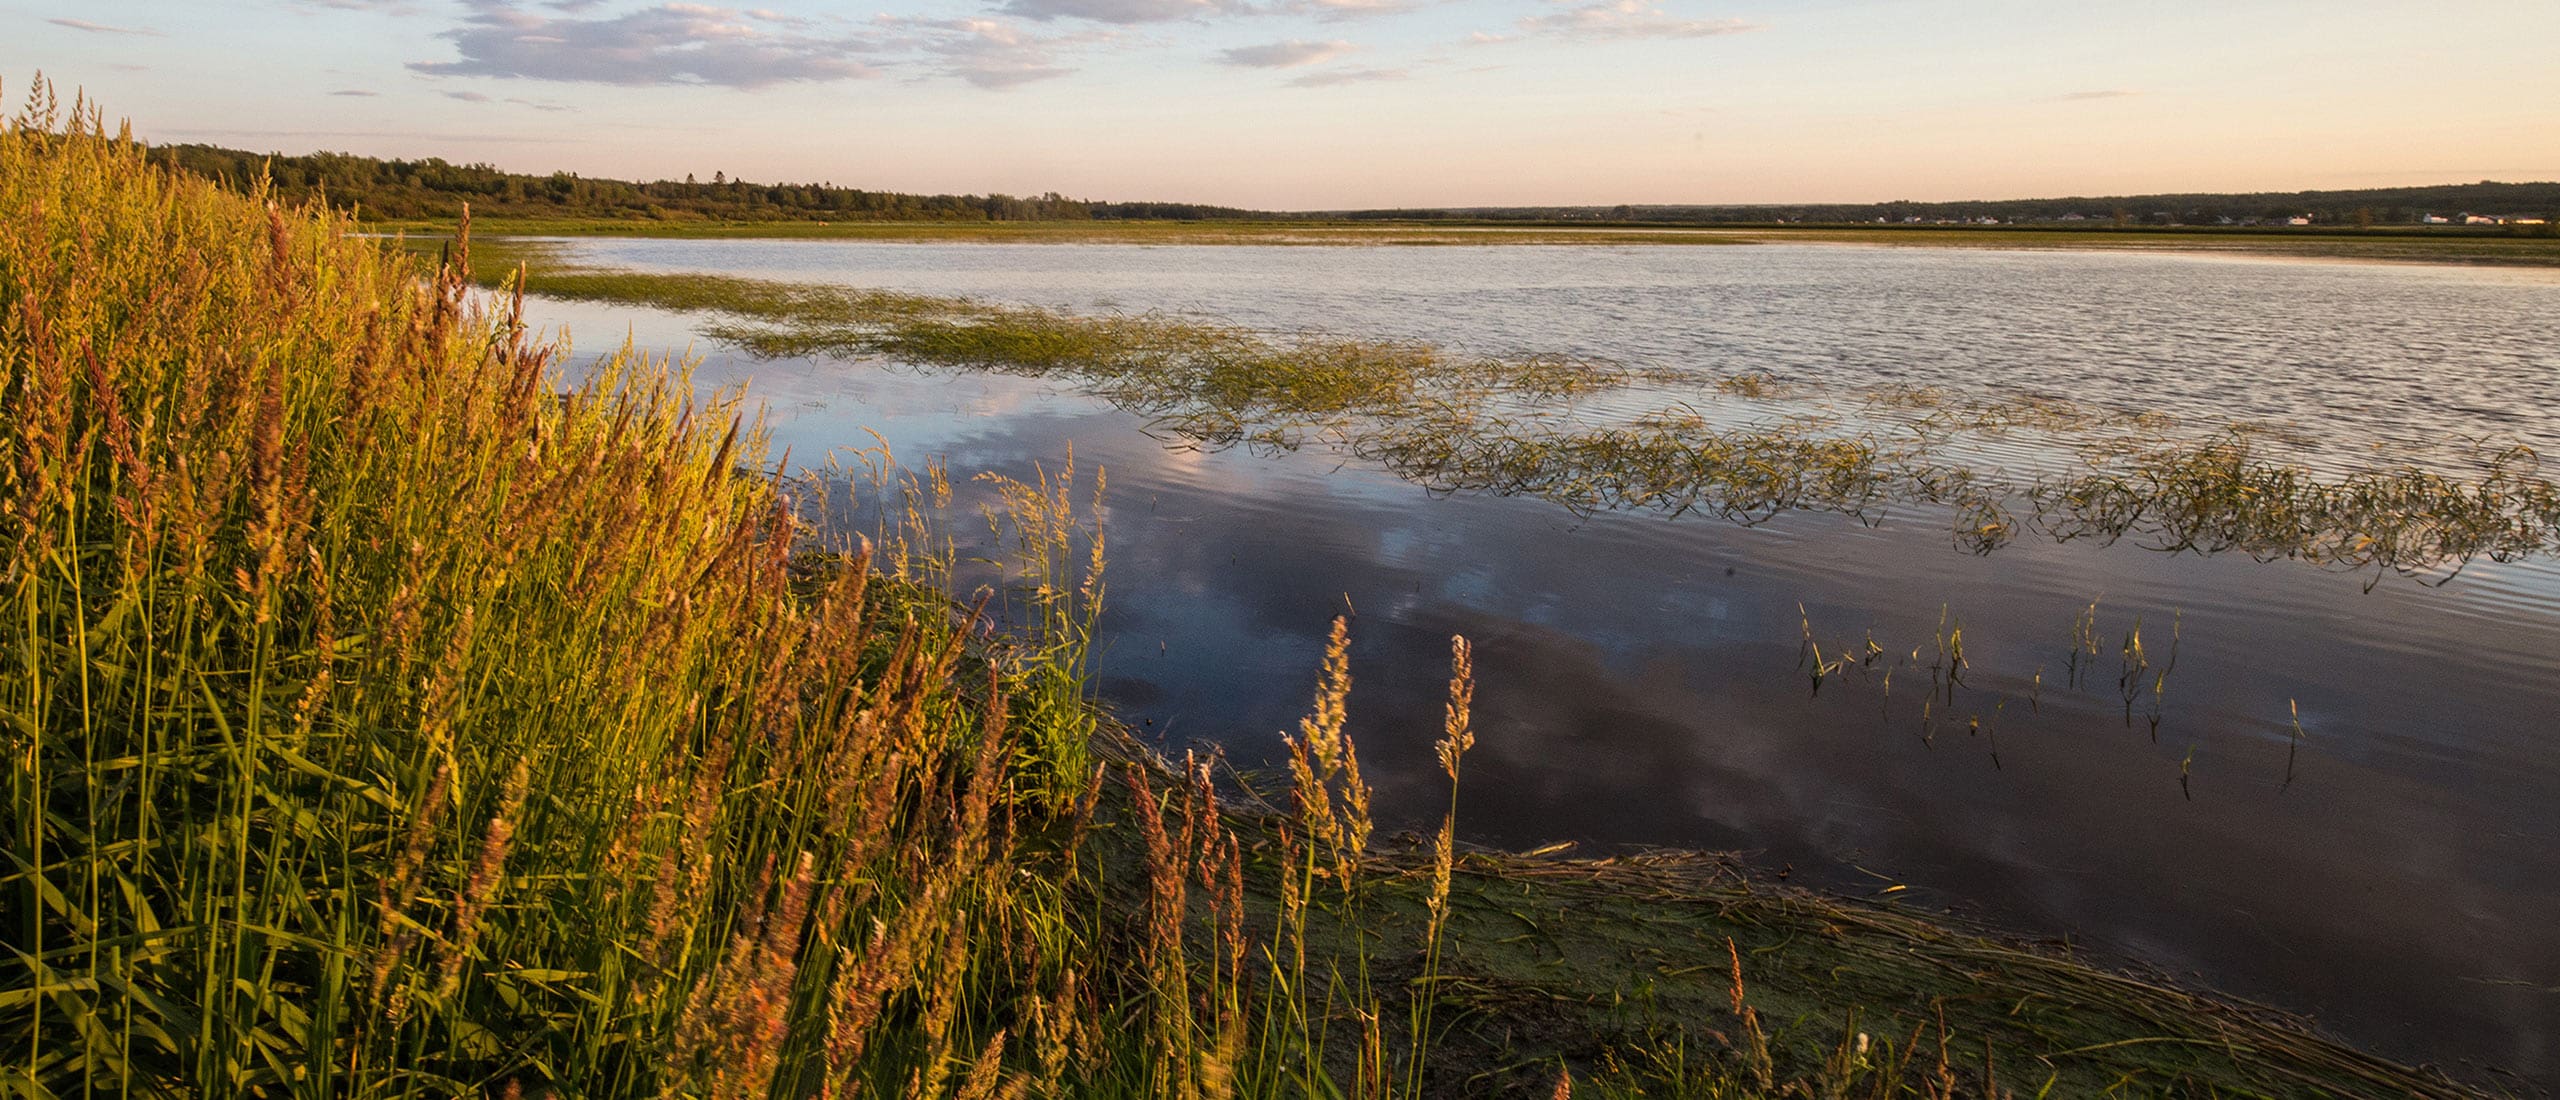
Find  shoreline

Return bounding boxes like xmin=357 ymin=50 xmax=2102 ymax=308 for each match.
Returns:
xmin=370 ymin=217 xmax=2560 ymax=269
xmin=1089 ymin=728 xmax=2504 ymax=1098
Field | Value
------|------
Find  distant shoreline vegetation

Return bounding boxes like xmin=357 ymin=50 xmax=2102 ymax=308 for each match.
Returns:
xmin=161 ymin=140 xmax=2560 ymax=233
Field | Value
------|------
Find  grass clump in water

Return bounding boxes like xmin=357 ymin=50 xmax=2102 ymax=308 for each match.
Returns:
xmin=466 ymin=239 xmax=2560 ymax=582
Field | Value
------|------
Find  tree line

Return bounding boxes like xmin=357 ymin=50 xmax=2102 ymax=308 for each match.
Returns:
xmin=155 ymin=141 xmax=2557 ymax=229
xmin=1330 ymin=180 xmax=2560 ymax=229
xmin=156 ymin=143 xmax=1267 ymax=223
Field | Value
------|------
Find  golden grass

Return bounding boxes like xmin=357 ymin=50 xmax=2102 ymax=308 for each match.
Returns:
xmin=1 ymin=81 xmax=1093 ymax=1098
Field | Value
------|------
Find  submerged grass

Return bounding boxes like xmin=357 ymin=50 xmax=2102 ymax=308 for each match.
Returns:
xmin=4 ymin=83 xmax=2507 ymax=1098
xmin=469 ymin=238 xmax=2560 ymax=583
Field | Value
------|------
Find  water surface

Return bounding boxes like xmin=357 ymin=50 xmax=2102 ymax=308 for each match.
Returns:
xmin=528 ymin=241 xmax=2560 ymax=1089
xmin=550 ymin=237 xmax=2560 ymax=478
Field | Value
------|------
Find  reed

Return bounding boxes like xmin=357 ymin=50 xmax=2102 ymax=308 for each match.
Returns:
xmin=1 ymin=81 xmax=1087 ymax=1098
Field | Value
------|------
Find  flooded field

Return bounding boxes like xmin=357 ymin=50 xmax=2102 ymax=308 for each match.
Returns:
xmin=526 ymin=239 xmax=2560 ymax=1089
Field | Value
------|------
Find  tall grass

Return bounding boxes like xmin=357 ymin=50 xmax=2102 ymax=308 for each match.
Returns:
xmin=0 ymin=76 xmax=1513 ymax=1100
xmin=0 ymin=80 xmax=1096 ymax=1098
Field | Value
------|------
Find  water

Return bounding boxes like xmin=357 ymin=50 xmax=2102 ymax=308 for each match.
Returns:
xmin=550 ymin=237 xmax=2560 ymax=477
xmin=527 ymin=240 xmax=2560 ymax=1089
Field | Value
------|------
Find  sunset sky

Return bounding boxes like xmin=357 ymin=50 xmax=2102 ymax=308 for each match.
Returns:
xmin=15 ymin=0 xmax=2560 ymax=209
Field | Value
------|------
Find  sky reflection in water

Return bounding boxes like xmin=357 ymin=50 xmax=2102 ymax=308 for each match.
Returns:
xmin=526 ymin=251 xmax=2560 ymax=1087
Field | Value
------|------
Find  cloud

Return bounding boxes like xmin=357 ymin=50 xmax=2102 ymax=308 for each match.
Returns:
xmin=1288 ymin=66 xmax=1406 ymax=87
xmin=48 ymin=17 xmax=162 ymax=35
xmin=1282 ymin=0 xmax=1420 ymax=19
xmin=881 ymin=16 xmax=1087 ymax=88
xmin=1520 ymin=1 xmax=1758 ymax=41
xmin=997 ymin=0 xmax=1241 ymax=24
xmin=289 ymin=0 xmax=438 ymax=12
xmin=330 ymin=89 xmax=383 ymax=97
xmin=1462 ymin=30 xmax=1514 ymax=45
xmin=439 ymin=88 xmax=576 ymax=111
xmin=2054 ymin=89 xmax=2140 ymax=101
xmin=409 ymin=2 xmax=1090 ymax=90
xmin=1219 ymin=38 xmax=1354 ymax=68
xmin=409 ymin=2 xmax=880 ymax=87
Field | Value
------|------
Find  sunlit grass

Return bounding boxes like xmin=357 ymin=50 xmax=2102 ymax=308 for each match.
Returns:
xmin=3 ymin=82 xmax=1101 ymax=1097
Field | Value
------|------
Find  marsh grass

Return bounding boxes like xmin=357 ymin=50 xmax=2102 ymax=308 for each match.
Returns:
xmin=1 ymin=84 xmax=1107 ymax=1097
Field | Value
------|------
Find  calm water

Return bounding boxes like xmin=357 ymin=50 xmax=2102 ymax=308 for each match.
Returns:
xmin=529 ymin=240 xmax=2560 ymax=1090
xmin=554 ymin=237 xmax=2560 ymax=477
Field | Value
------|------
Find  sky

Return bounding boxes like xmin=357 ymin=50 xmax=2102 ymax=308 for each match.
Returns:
xmin=11 ymin=0 xmax=2560 ymax=209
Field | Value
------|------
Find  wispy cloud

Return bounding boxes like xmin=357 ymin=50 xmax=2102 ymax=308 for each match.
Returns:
xmin=1219 ymin=38 xmax=1354 ymax=68
xmin=407 ymin=2 xmax=1090 ymax=90
xmin=2054 ymin=89 xmax=2140 ymax=101
xmin=330 ymin=89 xmax=383 ymax=97
xmin=997 ymin=0 xmax=1242 ymax=25
xmin=438 ymin=88 xmax=575 ymax=111
xmin=1520 ymin=1 xmax=1758 ymax=41
xmin=874 ymin=16 xmax=1091 ymax=88
xmin=292 ymin=0 xmax=429 ymax=12
xmin=1289 ymin=65 xmax=1406 ymax=87
xmin=1282 ymin=0 xmax=1421 ymax=19
xmin=410 ymin=2 xmax=880 ymax=87
xmin=49 ymin=17 xmax=162 ymax=35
